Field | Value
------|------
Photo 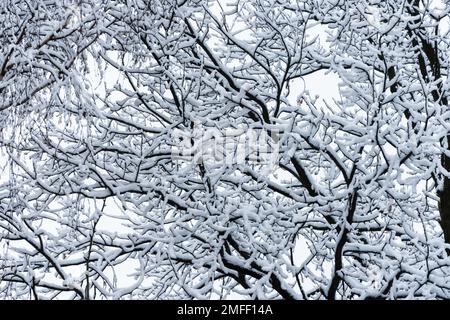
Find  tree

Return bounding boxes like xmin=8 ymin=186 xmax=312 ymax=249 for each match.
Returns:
xmin=1 ymin=0 xmax=450 ymax=300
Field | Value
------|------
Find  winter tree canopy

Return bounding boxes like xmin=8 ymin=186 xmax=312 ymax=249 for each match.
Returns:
xmin=1 ymin=0 xmax=450 ymax=300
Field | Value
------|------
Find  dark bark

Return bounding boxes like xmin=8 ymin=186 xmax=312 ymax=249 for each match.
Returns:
xmin=406 ymin=0 xmax=450 ymax=251
xmin=327 ymin=190 xmax=358 ymax=300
